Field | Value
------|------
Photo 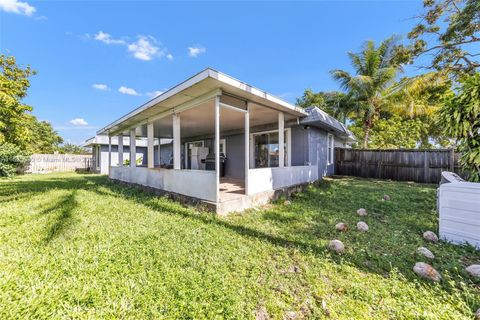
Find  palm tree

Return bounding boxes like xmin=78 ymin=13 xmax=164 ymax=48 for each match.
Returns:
xmin=331 ymin=37 xmax=402 ymax=148
xmin=386 ymin=72 xmax=451 ymax=118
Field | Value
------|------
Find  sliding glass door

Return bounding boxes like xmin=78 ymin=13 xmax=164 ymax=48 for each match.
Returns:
xmin=252 ymin=129 xmax=290 ymax=168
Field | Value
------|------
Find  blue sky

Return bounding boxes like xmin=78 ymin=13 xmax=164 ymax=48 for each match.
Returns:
xmin=1 ymin=0 xmax=425 ymax=144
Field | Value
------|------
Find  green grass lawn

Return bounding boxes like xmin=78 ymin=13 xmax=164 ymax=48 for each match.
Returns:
xmin=0 ymin=173 xmax=479 ymax=319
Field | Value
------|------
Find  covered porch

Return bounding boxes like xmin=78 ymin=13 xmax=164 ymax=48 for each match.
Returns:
xmin=100 ymin=69 xmax=318 ymax=212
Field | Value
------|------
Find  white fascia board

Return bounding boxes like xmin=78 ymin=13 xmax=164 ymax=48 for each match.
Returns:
xmin=97 ymin=68 xmax=307 ymax=135
xmin=211 ymin=69 xmax=306 ymax=115
xmin=97 ymin=69 xmax=211 ymax=135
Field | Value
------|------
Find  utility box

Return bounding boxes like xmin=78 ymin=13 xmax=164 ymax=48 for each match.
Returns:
xmin=438 ymin=172 xmax=480 ymax=249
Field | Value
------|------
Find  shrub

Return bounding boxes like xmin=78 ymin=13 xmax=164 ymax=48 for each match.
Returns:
xmin=440 ymin=73 xmax=480 ymax=181
xmin=0 ymin=143 xmax=30 ymax=177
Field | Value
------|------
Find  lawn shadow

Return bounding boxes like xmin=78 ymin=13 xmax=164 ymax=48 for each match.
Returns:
xmin=4 ymin=174 xmax=479 ymax=298
xmin=40 ymin=191 xmax=78 ymax=243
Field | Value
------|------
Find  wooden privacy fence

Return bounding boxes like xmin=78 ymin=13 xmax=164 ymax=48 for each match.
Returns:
xmin=335 ymin=148 xmax=460 ymax=183
xmin=25 ymin=154 xmax=93 ymax=174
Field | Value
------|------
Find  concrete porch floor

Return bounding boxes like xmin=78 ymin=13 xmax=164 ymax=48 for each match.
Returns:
xmin=219 ymin=178 xmax=246 ymax=202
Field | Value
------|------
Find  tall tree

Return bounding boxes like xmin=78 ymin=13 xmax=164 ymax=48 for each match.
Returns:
xmin=296 ymin=90 xmax=355 ymax=123
xmin=0 ymin=55 xmax=63 ymax=153
xmin=0 ymin=55 xmax=35 ymax=147
xmin=405 ymin=0 xmax=480 ymax=76
xmin=439 ymin=73 xmax=480 ymax=181
xmin=331 ymin=37 xmax=403 ymax=147
xmin=386 ymin=72 xmax=453 ymax=147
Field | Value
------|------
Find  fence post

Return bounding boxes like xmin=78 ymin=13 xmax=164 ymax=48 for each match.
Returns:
xmin=449 ymin=149 xmax=455 ymax=172
xmin=423 ymin=151 xmax=429 ymax=183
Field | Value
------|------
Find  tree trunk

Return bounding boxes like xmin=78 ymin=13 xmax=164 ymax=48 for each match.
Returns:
xmin=363 ymin=118 xmax=372 ymax=148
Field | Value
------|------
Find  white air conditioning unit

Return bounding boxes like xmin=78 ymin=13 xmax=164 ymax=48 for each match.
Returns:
xmin=438 ymin=172 xmax=480 ymax=249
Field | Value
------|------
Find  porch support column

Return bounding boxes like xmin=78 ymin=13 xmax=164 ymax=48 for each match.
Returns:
xmin=130 ymin=128 xmax=136 ymax=167
xmin=214 ymin=96 xmax=220 ymax=203
xmin=157 ymin=138 xmax=161 ymax=167
xmin=147 ymin=122 xmax=154 ymax=169
xmin=118 ymin=134 xmax=123 ymax=166
xmin=278 ymin=112 xmax=285 ymax=167
xmin=173 ymin=114 xmax=181 ymax=169
xmin=245 ymin=103 xmax=250 ymax=195
xmin=108 ymin=134 xmax=112 ymax=173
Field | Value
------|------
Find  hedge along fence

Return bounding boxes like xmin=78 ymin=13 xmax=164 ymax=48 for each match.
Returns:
xmin=25 ymin=154 xmax=93 ymax=174
xmin=335 ymin=148 xmax=461 ymax=184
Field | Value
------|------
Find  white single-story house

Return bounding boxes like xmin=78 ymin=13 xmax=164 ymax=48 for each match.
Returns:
xmin=95 ymin=68 xmax=354 ymax=214
xmin=83 ymin=135 xmax=173 ymax=174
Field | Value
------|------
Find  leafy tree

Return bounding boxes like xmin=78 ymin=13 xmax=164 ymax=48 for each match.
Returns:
xmin=56 ymin=143 xmax=87 ymax=155
xmin=296 ymin=89 xmax=355 ymax=123
xmin=331 ymin=37 xmax=403 ymax=147
xmin=0 ymin=55 xmax=35 ymax=147
xmin=26 ymin=115 xmax=63 ymax=154
xmin=349 ymin=115 xmax=426 ymax=149
xmin=387 ymin=72 xmax=451 ymax=117
xmin=439 ymin=73 xmax=480 ymax=181
xmin=405 ymin=0 xmax=480 ymax=76
xmin=0 ymin=55 xmax=63 ymax=154
xmin=0 ymin=142 xmax=29 ymax=177
xmin=386 ymin=72 xmax=453 ymax=147
xmin=296 ymin=89 xmax=326 ymax=109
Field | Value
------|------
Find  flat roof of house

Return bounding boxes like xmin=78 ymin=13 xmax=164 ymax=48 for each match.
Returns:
xmin=83 ymin=135 xmax=172 ymax=147
xmin=97 ymin=68 xmax=307 ymax=135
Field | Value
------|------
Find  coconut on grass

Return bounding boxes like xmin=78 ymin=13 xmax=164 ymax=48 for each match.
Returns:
xmin=357 ymin=208 xmax=368 ymax=216
xmin=466 ymin=265 xmax=480 ymax=277
xmin=335 ymin=222 xmax=348 ymax=232
xmin=413 ymin=262 xmax=442 ymax=282
xmin=423 ymin=231 xmax=439 ymax=243
xmin=357 ymin=221 xmax=369 ymax=232
xmin=417 ymin=247 xmax=435 ymax=259
xmin=328 ymin=240 xmax=345 ymax=253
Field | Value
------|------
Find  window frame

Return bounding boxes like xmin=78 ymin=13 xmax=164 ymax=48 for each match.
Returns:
xmin=250 ymin=128 xmax=291 ymax=168
xmin=327 ymin=133 xmax=334 ymax=165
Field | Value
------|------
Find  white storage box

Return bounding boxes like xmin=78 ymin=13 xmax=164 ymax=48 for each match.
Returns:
xmin=438 ymin=174 xmax=480 ymax=248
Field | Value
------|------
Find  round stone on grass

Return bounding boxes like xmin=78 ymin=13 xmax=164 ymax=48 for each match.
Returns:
xmin=413 ymin=262 xmax=442 ymax=282
xmin=417 ymin=247 xmax=435 ymax=259
xmin=284 ymin=200 xmax=291 ymax=206
xmin=466 ymin=265 xmax=480 ymax=277
xmin=475 ymin=308 xmax=480 ymax=320
xmin=357 ymin=208 xmax=368 ymax=216
xmin=357 ymin=221 xmax=369 ymax=232
xmin=383 ymin=194 xmax=391 ymax=201
xmin=335 ymin=222 xmax=348 ymax=232
xmin=328 ymin=240 xmax=345 ymax=253
xmin=423 ymin=231 xmax=439 ymax=243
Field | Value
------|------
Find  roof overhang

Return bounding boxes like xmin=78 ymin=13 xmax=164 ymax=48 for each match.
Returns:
xmin=97 ymin=68 xmax=307 ymax=136
xmin=300 ymin=107 xmax=356 ymax=142
xmin=83 ymin=135 xmax=171 ymax=147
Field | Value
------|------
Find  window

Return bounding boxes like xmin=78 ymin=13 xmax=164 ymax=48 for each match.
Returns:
xmin=251 ymin=129 xmax=290 ymax=168
xmin=327 ymin=134 xmax=334 ymax=165
xmin=219 ymin=139 xmax=226 ymax=155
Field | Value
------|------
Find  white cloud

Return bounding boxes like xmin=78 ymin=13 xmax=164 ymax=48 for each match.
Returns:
xmin=127 ymin=36 xmax=162 ymax=61
xmin=69 ymin=118 xmax=88 ymax=126
xmin=93 ymin=31 xmax=126 ymax=45
xmin=90 ymin=31 xmax=168 ymax=61
xmin=188 ymin=46 xmax=206 ymax=58
xmin=147 ymin=90 xmax=164 ymax=98
xmin=118 ymin=86 xmax=139 ymax=96
xmin=92 ymin=83 xmax=109 ymax=91
xmin=0 ymin=0 xmax=36 ymax=16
